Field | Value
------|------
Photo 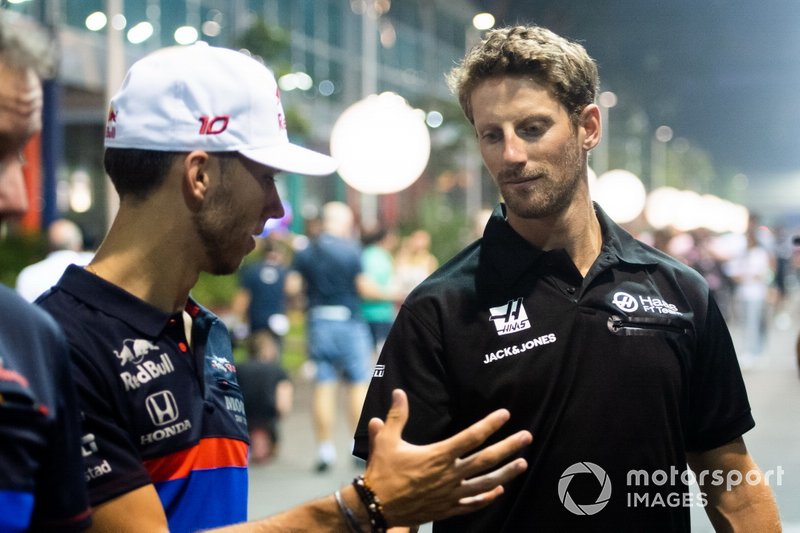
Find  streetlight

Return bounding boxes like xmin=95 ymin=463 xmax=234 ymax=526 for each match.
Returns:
xmin=595 ymin=90 xmax=617 ymax=175
xmin=650 ymin=125 xmax=673 ymax=190
xmin=464 ymin=13 xmax=495 ymax=215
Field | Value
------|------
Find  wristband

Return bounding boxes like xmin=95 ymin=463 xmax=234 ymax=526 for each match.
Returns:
xmin=334 ymin=489 xmax=364 ymax=533
xmin=352 ymin=475 xmax=388 ymax=533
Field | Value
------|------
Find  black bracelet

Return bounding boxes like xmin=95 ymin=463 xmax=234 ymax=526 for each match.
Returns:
xmin=352 ymin=475 xmax=388 ymax=533
xmin=334 ymin=489 xmax=364 ymax=533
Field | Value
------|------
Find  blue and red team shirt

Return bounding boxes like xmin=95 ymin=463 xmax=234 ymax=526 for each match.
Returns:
xmin=0 ymin=284 xmax=91 ymax=532
xmin=37 ymin=266 xmax=250 ymax=533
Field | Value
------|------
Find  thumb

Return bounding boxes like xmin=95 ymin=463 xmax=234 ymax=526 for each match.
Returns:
xmin=367 ymin=389 xmax=408 ymax=454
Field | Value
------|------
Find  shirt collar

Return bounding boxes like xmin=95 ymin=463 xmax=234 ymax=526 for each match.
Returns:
xmin=477 ymin=203 xmax=658 ymax=298
xmin=56 ymin=264 xmax=211 ymax=337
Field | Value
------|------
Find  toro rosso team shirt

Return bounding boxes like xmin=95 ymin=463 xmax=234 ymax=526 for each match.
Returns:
xmin=0 ymin=285 xmax=91 ymax=532
xmin=355 ymin=204 xmax=754 ymax=532
xmin=37 ymin=265 xmax=249 ymax=533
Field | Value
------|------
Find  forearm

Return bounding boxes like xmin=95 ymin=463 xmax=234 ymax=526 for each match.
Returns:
xmin=703 ymin=479 xmax=781 ymax=532
xmin=208 ymin=485 xmax=372 ymax=532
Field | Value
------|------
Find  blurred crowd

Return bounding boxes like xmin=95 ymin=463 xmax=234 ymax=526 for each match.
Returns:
xmin=16 ymin=205 xmax=800 ymax=467
xmin=641 ymin=215 xmax=800 ymax=369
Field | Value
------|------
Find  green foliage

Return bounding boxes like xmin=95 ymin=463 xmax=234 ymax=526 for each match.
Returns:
xmin=234 ymin=17 xmax=290 ymax=74
xmin=191 ymin=271 xmax=239 ymax=313
xmin=403 ymin=193 xmax=474 ymax=265
xmin=0 ymin=232 xmax=47 ymax=287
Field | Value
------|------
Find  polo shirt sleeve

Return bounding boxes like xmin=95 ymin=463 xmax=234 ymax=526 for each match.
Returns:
xmin=69 ymin=343 xmax=153 ymax=505
xmin=684 ymin=292 xmax=755 ymax=452
xmin=33 ymin=332 xmax=91 ymax=531
xmin=353 ymin=303 xmax=452 ymax=459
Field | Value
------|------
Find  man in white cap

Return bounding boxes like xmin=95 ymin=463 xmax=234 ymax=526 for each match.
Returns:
xmin=37 ymin=43 xmax=532 ymax=532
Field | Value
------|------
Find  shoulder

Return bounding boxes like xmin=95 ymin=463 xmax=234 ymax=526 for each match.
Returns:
xmin=0 ymin=284 xmax=64 ymax=341
xmin=404 ymin=240 xmax=480 ymax=306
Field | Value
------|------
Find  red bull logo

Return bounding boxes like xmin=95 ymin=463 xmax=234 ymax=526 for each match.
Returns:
xmin=115 ymin=338 xmax=160 ymax=366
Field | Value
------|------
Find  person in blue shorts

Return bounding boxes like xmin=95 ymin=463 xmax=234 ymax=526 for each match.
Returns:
xmin=287 ymin=201 xmax=386 ymax=472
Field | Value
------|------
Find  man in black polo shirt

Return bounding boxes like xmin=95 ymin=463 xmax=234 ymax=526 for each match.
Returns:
xmin=0 ymin=14 xmax=91 ymax=531
xmin=354 ymin=24 xmax=780 ymax=531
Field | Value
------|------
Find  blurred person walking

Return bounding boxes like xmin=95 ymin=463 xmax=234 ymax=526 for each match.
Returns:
xmin=235 ymin=329 xmax=293 ymax=464
xmin=394 ymin=228 xmax=439 ymax=295
xmin=286 ymin=201 xmax=392 ymax=472
xmin=230 ymin=236 xmax=290 ymax=360
xmin=16 ymin=217 xmax=93 ymax=302
xmin=725 ymin=219 xmax=773 ymax=366
xmin=360 ymin=225 xmax=401 ymax=354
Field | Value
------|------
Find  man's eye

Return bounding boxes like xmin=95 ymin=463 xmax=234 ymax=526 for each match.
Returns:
xmin=480 ymin=131 xmax=500 ymax=143
xmin=519 ymin=126 xmax=542 ymax=138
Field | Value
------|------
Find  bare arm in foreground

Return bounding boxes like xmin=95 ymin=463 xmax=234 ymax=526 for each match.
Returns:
xmin=87 ymin=389 xmax=531 ymax=532
xmin=217 ymin=389 xmax=531 ymax=531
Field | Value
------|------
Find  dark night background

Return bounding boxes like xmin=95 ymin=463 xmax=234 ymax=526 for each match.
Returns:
xmin=477 ymin=0 xmax=800 ymax=215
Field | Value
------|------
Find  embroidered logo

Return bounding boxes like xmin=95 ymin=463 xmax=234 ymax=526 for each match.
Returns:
xmin=373 ymin=364 xmax=385 ymax=378
xmin=612 ymin=292 xmax=638 ymax=313
xmin=612 ymin=290 xmax=682 ymax=316
xmin=145 ymin=390 xmax=179 ymax=426
xmin=114 ymin=339 xmax=160 ymax=367
xmin=489 ymin=297 xmax=531 ymax=336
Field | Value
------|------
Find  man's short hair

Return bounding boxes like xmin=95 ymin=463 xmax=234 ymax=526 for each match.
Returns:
xmin=447 ymin=25 xmax=599 ymax=125
xmin=103 ymin=148 xmax=241 ymax=201
xmin=0 ymin=13 xmax=55 ymax=78
xmin=103 ymin=148 xmax=183 ymax=201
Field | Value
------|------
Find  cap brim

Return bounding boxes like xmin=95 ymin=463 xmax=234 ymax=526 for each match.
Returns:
xmin=240 ymin=143 xmax=339 ymax=176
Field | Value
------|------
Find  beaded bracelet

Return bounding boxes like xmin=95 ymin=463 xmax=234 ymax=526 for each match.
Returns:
xmin=334 ymin=489 xmax=364 ymax=533
xmin=352 ymin=475 xmax=388 ymax=533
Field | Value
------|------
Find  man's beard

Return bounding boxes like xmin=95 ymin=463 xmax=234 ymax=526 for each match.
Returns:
xmin=194 ymin=182 xmax=244 ymax=276
xmin=499 ymin=137 xmax=585 ymax=220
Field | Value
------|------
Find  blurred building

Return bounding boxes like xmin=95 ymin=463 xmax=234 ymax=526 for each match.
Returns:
xmin=3 ymin=0 xmax=488 ymax=237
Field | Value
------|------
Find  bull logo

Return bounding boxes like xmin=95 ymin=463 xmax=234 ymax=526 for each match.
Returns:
xmin=115 ymin=339 xmax=159 ymax=366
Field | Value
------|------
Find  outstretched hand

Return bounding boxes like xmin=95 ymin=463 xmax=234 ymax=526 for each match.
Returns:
xmin=365 ymin=389 xmax=532 ymax=527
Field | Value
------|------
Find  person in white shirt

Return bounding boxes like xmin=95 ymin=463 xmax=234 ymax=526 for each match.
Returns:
xmin=16 ymin=218 xmax=93 ymax=301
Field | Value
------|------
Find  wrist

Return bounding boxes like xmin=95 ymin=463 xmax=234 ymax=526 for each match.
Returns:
xmin=338 ymin=485 xmax=372 ymax=532
xmin=352 ymin=474 xmax=389 ymax=533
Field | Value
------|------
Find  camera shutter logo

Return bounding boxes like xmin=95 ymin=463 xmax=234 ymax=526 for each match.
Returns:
xmin=558 ymin=462 xmax=612 ymax=515
xmin=612 ymin=292 xmax=638 ymax=313
xmin=145 ymin=390 xmax=179 ymax=426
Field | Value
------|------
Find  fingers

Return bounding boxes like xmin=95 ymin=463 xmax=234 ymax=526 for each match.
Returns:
xmin=456 ymin=430 xmax=532 ymax=477
xmin=458 ymin=485 xmax=504 ymax=508
xmin=446 ymin=458 xmax=528 ymax=518
xmin=438 ymin=408 xmax=512 ymax=458
xmin=367 ymin=389 xmax=408 ymax=452
xmin=459 ymin=457 xmax=528 ymax=497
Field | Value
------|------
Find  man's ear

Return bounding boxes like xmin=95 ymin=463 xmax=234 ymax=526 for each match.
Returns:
xmin=579 ymin=103 xmax=601 ymax=151
xmin=182 ymin=150 xmax=210 ymax=211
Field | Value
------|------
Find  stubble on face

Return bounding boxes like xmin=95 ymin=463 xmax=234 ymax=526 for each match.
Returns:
xmin=498 ymin=132 xmax=585 ymax=221
xmin=193 ymin=160 xmax=247 ymax=276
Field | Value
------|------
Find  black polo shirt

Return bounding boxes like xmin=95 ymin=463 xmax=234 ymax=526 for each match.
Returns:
xmin=0 ymin=285 xmax=90 ymax=531
xmin=354 ymin=204 xmax=754 ymax=532
xmin=37 ymin=266 xmax=249 ymax=533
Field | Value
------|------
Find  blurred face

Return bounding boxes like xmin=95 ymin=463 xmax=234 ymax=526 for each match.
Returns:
xmin=0 ymin=63 xmax=42 ymax=222
xmin=471 ymin=76 xmax=587 ymax=221
xmin=195 ymin=154 xmax=284 ymax=275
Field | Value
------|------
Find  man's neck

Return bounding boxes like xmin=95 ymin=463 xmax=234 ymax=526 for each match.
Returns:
xmin=86 ymin=208 xmax=199 ymax=313
xmin=506 ymin=199 xmax=603 ymax=277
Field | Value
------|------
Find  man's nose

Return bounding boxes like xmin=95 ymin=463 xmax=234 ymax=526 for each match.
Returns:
xmin=502 ymin=133 xmax=527 ymax=164
xmin=0 ymin=159 xmax=29 ymax=219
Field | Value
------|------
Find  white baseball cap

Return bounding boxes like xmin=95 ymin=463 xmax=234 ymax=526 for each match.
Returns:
xmin=104 ymin=42 xmax=338 ymax=176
